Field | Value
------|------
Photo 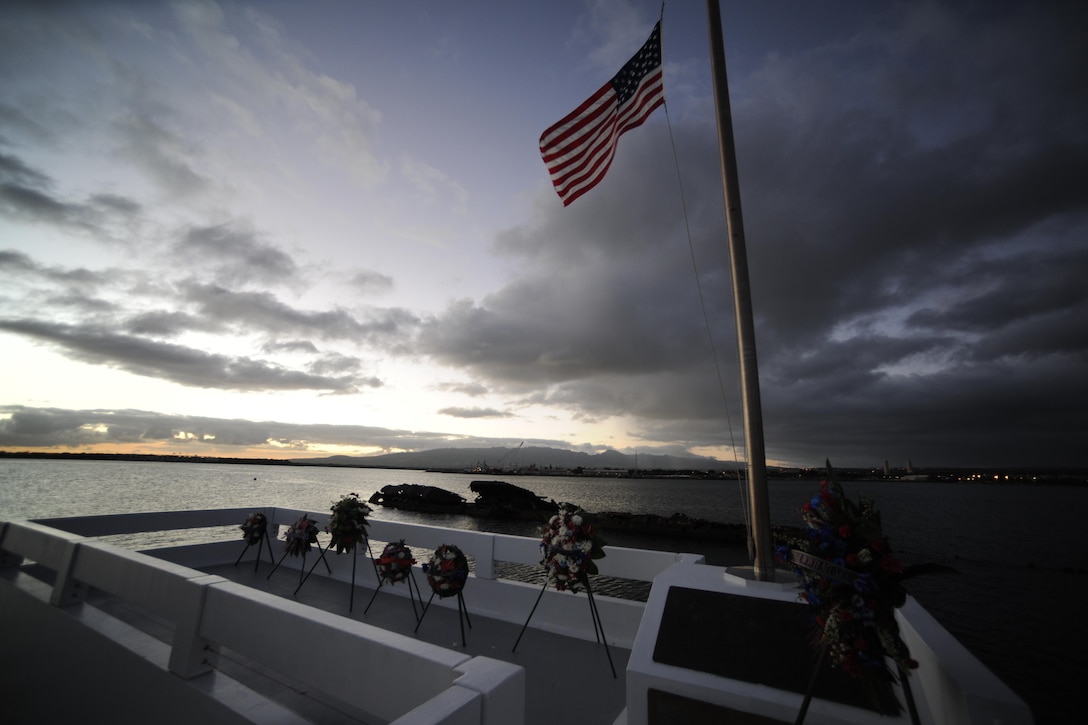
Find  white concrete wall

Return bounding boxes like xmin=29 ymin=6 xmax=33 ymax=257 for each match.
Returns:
xmin=2 ymin=515 xmax=526 ymax=725
xmin=54 ymin=506 xmax=698 ymax=648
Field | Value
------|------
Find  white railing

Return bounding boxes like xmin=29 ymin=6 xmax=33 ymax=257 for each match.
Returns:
xmin=34 ymin=506 xmax=701 ymax=648
xmin=3 ymin=508 xmax=703 ymax=724
xmin=1 ymin=512 xmax=546 ymax=725
xmin=32 ymin=505 xmax=698 ymax=583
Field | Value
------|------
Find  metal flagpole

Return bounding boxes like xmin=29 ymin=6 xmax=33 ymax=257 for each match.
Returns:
xmin=706 ymin=0 xmax=774 ymax=580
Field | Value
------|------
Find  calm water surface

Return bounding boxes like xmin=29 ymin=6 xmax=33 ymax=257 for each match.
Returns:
xmin=2 ymin=458 xmax=1084 ymax=724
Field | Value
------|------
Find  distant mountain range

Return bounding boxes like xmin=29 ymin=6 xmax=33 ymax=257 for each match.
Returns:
xmin=293 ymin=446 xmax=738 ymax=473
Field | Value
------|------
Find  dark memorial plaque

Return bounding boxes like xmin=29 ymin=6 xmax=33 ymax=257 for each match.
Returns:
xmin=648 ymin=688 xmax=786 ymax=724
xmin=651 ymin=586 xmax=898 ymax=716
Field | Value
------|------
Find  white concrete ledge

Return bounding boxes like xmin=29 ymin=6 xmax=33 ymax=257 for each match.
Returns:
xmin=3 ymin=515 xmax=528 ymax=724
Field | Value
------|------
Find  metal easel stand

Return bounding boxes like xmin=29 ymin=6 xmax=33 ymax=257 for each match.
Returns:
xmin=295 ymin=536 xmax=379 ymax=611
xmin=415 ymin=590 xmax=473 ymax=647
xmin=234 ymin=527 xmax=275 ymax=572
xmin=364 ymin=567 xmax=424 ymax=623
xmin=267 ymin=539 xmax=332 ymax=587
xmin=795 ymin=646 xmax=919 ymax=725
xmin=512 ymin=575 xmax=616 ymax=678
xmin=350 ymin=537 xmax=380 ymax=611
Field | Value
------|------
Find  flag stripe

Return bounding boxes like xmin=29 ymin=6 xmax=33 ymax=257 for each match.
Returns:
xmin=539 ymin=22 xmax=664 ymax=206
xmin=547 ymin=67 xmax=663 ymax=203
xmin=539 ymin=85 xmax=615 ymax=163
xmin=542 ymin=60 xmax=662 ymax=202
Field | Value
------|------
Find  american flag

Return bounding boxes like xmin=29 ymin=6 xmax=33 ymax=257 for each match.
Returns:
xmin=540 ymin=22 xmax=665 ymax=206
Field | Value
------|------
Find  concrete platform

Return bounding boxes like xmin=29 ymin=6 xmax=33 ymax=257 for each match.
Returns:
xmin=195 ymin=560 xmax=630 ymax=724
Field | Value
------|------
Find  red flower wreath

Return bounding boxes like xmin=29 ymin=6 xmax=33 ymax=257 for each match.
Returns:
xmin=424 ymin=544 xmax=469 ymax=598
xmin=375 ymin=539 xmax=415 ymax=583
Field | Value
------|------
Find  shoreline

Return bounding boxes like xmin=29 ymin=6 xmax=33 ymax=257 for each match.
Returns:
xmin=3 ymin=450 xmax=1085 ymax=485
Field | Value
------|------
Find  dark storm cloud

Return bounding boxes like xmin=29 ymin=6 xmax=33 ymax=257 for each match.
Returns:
xmin=2 ymin=1 xmax=1085 ymax=469
xmin=418 ymin=1 xmax=1088 ymax=467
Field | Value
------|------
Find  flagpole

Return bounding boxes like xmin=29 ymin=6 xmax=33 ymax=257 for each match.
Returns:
xmin=706 ymin=0 xmax=774 ymax=580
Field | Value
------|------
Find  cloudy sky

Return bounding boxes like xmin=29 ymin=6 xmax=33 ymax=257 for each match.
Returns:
xmin=1 ymin=0 xmax=1085 ymax=469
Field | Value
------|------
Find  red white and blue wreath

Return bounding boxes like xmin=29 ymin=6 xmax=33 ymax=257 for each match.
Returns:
xmin=777 ymin=461 xmax=922 ymax=705
xmin=540 ymin=503 xmax=607 ymax=593
xmin=424 ymin=544 xmax=469 ymax=597
xmin=375 ymin=539 xmax=416 ymax=583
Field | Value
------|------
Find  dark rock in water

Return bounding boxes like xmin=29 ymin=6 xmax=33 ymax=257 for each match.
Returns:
xmin=367 ymin=480 xmax=752 ymax=544
xmin=368 ymin=484 xmax=466 ymax=513
xmin=468 ymin=480 xmax=556 ymax=520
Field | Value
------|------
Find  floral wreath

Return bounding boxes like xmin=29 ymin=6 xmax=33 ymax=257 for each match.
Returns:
xmin=375 ymin=539 xmax=415 ymax=583
xmin=327 ymin=493 xmax=371 ymax=554
xmin=776 ymin=461 xmax=918 ymax=702
xmin=423 ymin=544 xmax=469 ymax=598
xmin=539 ymin=503 xmax=607 ymax=593
xmin=283 ymin=515 xmax=320 ymax=557
xmin=240 ymin=511 xmax=268 ymax=545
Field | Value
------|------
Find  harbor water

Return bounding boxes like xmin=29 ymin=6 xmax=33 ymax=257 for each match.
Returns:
xmin=2 ymin=458 xmax=1083 ymax=724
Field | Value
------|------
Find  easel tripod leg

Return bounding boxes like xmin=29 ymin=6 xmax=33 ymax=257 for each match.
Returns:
xmin=899 ymin=667 xmax=921 ymax=725
xmin=458 ymin=592 xmax=472 ymax=629
xmin=295 ymin=543 xmax=330 ymax=595
xmin=456 ymin=592 xmax=468 ymax=647
xmin=512 ymin=582 xmax=549 ymax=653
xmin=234 ymin=542 xmax=250 ymax=567
xmin=266 ymin=549 xmax=289 ymax=579
xmin=585 ymin=583 xmax=616 ymax=679
xmin=364 ymin=578 xmax=385 ymax=614
xmin=795 ymin=644 xmax=826 ymax=725
xmin=349 ymin=550 xmax=357 ymax=612
xmin=414 ymin=591 xmax=437 ymax=633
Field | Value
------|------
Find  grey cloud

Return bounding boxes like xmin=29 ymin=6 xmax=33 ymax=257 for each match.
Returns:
xmin=180 ymin=282 xmax=421 ymax=345
xmin=0 ymin=150 xmax=51 ymax=187
xmin=262 ymin=339 xmax=320 ymax=355
xmin=124 ymin=310 xmax=219 ymax=338
xmin=90 ymin=193 xmax=142 ymax=215
xmin=0 ymin=182 xmax=87 ymax=226
xmin=438 ymin=407 xmax=514 ymax=419
xmin=347 ymin=269 xmax=395 ymax=295
xmin=0 ymin=405 xmax=491 ymax=454
xmin=114 ymin=112 xmax=209 ymax=198
xmin=178 ymin=224 xmax=299 ymax=287
xmin=0 ymin=318 xmax=369 ymax=393
xmin=435 ymin=381 xmax=490 ymax=397
xmin=0 ymin=104 xmax=55 ymax=145
xmin=0 ymin=152 xmax=143 ymax=240
xmin=417 ymin=2 xmax=1088 ymax=467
